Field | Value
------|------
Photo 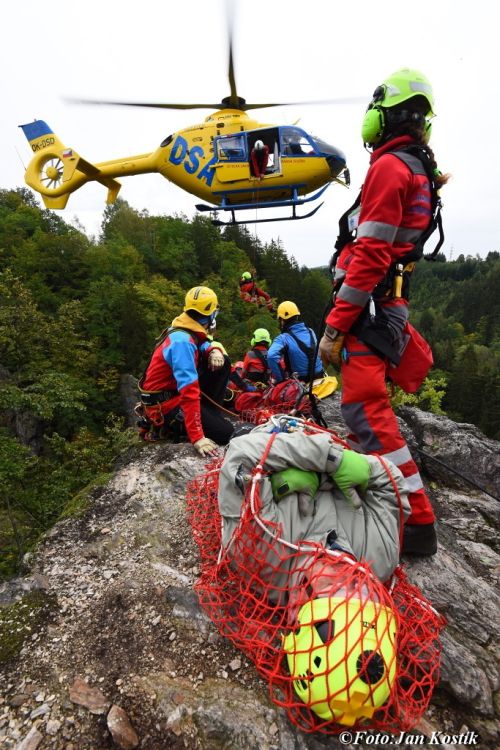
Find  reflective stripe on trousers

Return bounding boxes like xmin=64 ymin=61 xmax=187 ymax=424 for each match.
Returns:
xmin=340 ymin=334 xmax=435 ymax=525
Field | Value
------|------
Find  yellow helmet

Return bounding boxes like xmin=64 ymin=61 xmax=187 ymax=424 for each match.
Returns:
xmin=184 ymin=286 xmax=219 ymax=316
xmin=283 ymin=595 xmax=397 ymax=726
xmin=277 ymin=301 xmax=300 ymax=320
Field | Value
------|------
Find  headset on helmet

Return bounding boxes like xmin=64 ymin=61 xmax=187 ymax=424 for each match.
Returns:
xmin=184 ymin=286 xmax=219 ymax=317
xmin=251 ymin=328 xmax=272 ymax=347
xmin=361 ymin=68 xmax=435 ymax=147
xmin=283 ymin=595 xmax=397 ymax=726
xmin=277 ymin=301 xmax=300 ymax=320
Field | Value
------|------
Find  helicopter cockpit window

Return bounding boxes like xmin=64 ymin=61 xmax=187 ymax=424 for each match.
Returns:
xmin=281 ymin=127 xmax=316 ymax=156
xmin=217 ymin=136 xmax=246 ymax=161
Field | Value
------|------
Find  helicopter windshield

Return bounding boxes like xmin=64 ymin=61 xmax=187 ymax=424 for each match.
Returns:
xmin=309 ymin=136 xmax=346 ymax=163
xmin=281 ymin=127 xmax=316 ymax=156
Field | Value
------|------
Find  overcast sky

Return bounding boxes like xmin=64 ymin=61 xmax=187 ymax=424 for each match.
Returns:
xmin=2 ymin=0 xmax=498 ymax=268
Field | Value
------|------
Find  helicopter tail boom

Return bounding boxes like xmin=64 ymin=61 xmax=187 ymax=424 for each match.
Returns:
xmin=19 ymin=120 xmax=121 ymax=208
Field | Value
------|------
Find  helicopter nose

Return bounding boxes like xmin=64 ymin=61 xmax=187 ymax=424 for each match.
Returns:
xmin=326 ymin=152 xmax=346 ymax=178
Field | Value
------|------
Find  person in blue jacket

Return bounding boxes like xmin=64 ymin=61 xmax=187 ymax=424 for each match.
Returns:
xmin=268 ymin=301 xmax=324 ymax=383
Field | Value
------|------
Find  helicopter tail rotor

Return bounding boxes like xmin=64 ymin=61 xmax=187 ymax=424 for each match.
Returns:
xmin=19 ymin=120 xmax=121 ymax=208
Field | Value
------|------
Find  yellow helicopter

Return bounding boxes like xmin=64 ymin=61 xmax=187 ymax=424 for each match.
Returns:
xmin=20 ymin=30 xmax=356 ymax=225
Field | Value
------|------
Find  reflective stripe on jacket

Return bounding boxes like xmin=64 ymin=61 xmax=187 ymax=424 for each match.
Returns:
xmin=327 ymin=135 xmax=432 ymax=333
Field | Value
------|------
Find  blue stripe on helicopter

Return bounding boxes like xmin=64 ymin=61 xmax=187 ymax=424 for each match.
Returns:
xmin=19 ymin=121 xmax=53 ymax=141
xmin=213 ymin=183 xmax=307 ymax=196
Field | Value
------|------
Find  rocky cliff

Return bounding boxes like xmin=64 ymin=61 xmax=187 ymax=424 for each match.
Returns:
xmin=1 ymin=398 xmax=499 ymax=750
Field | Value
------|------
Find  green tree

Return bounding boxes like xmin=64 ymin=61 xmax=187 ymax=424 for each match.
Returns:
xmin=0 ymin=432 xmax=37 ymax=575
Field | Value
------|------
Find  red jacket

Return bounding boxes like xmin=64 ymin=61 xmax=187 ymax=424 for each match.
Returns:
xmin=327 ymin=136 xmax=432 ymax=333
xmin=250 ymin=145 xmax=270 ymax=177
xmin=141 ymin=313 xmax=219 ymax=443
xmin=242 ymin=344 xmax=270 ymax=383
xmin=239 ymin=280 xmax=271 ymax=302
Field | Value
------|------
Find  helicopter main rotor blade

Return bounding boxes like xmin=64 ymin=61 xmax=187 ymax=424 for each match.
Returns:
xmin=242 ymin=97 xmax=366 ymax=110
xmin=66 ymin=98 xmax=226 ymax=110
xmin=226 ymin=6 xmax=239 ymax=109
xmin=66 ymin=95 xmax=366 ymax=111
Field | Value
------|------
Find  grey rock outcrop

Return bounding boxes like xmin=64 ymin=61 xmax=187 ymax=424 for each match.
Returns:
xmin=120 ymin=374 xmax=140 ymax=428
xmin=1 ymin=403 xmax=499 ymax=749
xmin=397 ymin=406 xmax=500 ymax=499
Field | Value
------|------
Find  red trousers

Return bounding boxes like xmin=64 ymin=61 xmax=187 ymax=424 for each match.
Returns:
xmin=340 ymin=334 xmax=435 ymax=525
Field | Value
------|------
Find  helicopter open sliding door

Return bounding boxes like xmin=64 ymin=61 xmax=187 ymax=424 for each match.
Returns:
xmin=247 ymin=128 xmax=281 ymax=178
xmin=214 ymin=128 xmax=282 ymax=184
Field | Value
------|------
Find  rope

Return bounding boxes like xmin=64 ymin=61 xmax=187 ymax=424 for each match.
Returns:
xmin=418 ymin=448 xmax=499 ymax=502
xmin=200 ymin=389 xmax=241 ymax=419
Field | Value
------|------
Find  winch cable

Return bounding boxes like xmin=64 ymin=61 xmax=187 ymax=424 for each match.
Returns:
xmin=306 ymin=296 xmax=337 ymax=429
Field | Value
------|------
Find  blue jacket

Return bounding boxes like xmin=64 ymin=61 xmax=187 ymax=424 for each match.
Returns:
xmin=268 ymin=322 xmax=322 ymax=382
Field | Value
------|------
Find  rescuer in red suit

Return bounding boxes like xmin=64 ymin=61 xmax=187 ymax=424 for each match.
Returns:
xmin=319 ymin=69 xmax=449 ymax=557
xmin=250 ymin=139 xmax=269 ymax=179
xmin=238 ymin=272 xmax=274 ymax=312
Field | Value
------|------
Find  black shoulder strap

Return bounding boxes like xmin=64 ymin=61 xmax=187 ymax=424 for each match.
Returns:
xmin=286 ymin=329 xmax=316 ymax=382
xmin=389 ymin=144 xmax=444 ymax=261
xmin=330 ymin=189 xmax=362 ymax=276
xmin=285 ymin=327 xmax=327 ymax=427
xmin=251 ymin=347 xmax=268 ymax=367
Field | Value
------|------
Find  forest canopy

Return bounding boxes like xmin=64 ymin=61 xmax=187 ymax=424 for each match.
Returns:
xmin=0 ymin=188 xmax=499 ymax=577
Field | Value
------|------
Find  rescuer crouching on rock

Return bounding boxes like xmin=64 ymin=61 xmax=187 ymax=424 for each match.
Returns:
xmin=138 ymin=286 xmax=235 ymax=457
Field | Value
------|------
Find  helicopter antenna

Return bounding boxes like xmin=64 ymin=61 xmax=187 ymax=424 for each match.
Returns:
xmin=14 ymin=145 xmax=27 ymax=170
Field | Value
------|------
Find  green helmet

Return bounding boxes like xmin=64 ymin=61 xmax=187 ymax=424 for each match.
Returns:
xmin=241 ymin=271 xmax=252 ymax=281
xmin=283 ymin=595 xmax=397 ymax=725
xmin=362 ymin=68 xmax=435 ymax=147
xmin=251 ymin=327 xmax=272 ymax=347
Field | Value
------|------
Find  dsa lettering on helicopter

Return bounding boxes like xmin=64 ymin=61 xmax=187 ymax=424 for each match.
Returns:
xmin=168 ymin=134 xmax=217 ymax=185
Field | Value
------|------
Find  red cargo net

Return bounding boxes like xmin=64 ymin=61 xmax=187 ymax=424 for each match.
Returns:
xmin=241 ymin=399 xmax=312 ymax=425
xmin=239 ymin=379 xmax=313 ymax=425
xmin=186 ymin=438 xmax=445 ymax=734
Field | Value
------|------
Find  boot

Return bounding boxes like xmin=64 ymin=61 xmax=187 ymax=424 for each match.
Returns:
xmin=402 ymin=522 xmax=437 ymax=556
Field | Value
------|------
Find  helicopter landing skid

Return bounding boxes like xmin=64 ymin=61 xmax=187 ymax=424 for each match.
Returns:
xmin=209 ymin=202 xmax=324 ymax=226
xmin=194 ymin=183 xmax=330 ymax=226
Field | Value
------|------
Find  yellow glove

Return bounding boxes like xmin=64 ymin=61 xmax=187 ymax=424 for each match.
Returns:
xmin=318 ymin=325 xmax=345 ymax=369
xmin=208 ymin=349 xmax=225 ymax=371
xmin=193 ymin=437 xmax=219 ymax=457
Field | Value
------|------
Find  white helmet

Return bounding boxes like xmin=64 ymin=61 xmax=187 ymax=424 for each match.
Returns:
xmin=254 ymin=140 xmax=265 ymax=151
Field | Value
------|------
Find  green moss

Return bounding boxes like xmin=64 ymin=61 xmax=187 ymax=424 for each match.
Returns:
xmin=59 ymin=471 xmax=112 ymax=519
xmin=0 ymin=590 xmax=56 ymax=664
